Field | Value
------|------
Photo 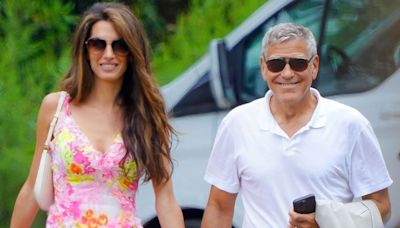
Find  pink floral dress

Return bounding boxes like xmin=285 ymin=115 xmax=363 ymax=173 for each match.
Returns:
xmin=47 ymin=95 xmax=142 ymax=228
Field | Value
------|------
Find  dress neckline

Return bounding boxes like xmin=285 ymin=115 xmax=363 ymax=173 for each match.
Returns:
xmin=64 ymin=95 xmax=122 ymax=155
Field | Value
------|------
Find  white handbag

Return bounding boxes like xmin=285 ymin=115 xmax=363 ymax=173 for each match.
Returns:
xmin=33 ymin=91 xmax=67 ymax=211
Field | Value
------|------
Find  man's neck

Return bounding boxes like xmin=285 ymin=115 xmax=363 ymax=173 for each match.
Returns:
xmin=269 ymin=94 xmax=317 ymax=137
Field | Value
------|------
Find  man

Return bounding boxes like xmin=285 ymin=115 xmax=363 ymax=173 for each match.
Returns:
xmin=201 ymin=23 xmax=392 ymax=227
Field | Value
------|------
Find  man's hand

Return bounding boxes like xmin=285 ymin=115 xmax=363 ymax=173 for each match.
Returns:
xmin=288 ymin=209 xmax=319 ymax=228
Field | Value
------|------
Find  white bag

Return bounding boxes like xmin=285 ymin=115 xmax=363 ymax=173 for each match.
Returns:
xmin=34 ymin=91 xmax=66 ymax=211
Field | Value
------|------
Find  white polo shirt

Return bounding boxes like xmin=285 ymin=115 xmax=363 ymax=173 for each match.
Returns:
xmin=204 ymin=88 xmax=392 ymax=228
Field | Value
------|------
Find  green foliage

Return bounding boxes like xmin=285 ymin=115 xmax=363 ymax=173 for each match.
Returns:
xmin=0 ymin=0 xmax=266 ymax=226
xmin=0 ymin=0 xmax=76 ymax=226
xmin=130 ymin=0 xmax=167 ymax=46
xmin=67 ymin=0 xmax=169 ymax=48
xmin=152 ymin=0 xmax=266 ymax=85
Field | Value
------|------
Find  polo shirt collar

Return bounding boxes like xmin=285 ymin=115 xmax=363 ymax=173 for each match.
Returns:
xmin=308 ymin=88 xmax=326 ymax=129
xmin=257 ymin=90 xmax=277 ymax=131
xmin=257 ymin=88 xmax=326 ymax=131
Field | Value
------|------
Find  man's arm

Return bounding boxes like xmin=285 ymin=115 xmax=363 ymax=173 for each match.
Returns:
xmin=201 ymin=186 xmax=237 ymax=228
xmin=362 ymin=188 xmax=391 ymax=222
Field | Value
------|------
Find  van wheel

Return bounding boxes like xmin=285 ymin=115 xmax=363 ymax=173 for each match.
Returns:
xmin=143 ymin=216 xmax=202 ymax=228
xmin=184 ymin=217 xmax=236 ymax=228
xmin=184 ymin=217 xmax=202 ymax=228
xmin=143 ymin=208 xmax=204 ymax=228
xmin=143 ymin=216 xmax=235 ymax=228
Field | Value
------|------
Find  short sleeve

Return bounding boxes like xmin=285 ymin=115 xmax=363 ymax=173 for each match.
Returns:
xmin=204 ymin=118 xmax=240 ymax=193
xmin=349 ymin=123 xmax=393 ymax=197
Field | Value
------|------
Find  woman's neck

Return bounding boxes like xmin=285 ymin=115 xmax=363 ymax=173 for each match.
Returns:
xmin=84 ymin=80 xmax=122 ymax=110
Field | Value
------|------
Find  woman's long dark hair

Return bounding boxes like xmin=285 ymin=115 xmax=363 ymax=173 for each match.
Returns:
xmin=61 ymin=2 xmax=174 ymax=184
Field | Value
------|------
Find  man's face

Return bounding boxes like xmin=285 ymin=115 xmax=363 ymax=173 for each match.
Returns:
xmin=260 ymin=39 xmax=319 ymax=106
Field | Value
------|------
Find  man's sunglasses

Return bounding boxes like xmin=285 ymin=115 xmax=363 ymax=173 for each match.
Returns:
xmin=264 ymin=56 xmax=314 ymax=73
xmin=85 ymin=38 xmax=129 ymax=56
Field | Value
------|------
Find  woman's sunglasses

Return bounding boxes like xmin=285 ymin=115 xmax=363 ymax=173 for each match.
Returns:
xmin=264 ymin=56 xmax=314 ymax=73
xmin=85 ymin=37 xmax=129 ymax=56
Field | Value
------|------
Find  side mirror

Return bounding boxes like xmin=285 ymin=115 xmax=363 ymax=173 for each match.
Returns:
xmin=209 ymin=39 xmax=236 ymax=109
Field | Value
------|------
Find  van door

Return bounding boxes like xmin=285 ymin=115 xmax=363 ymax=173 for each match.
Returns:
xmin=231 ymin=0 xmax=400 ymax=226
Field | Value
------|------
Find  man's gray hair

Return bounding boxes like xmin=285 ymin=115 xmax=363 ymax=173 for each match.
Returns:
xmin=261 ymin=23 xmax=317 ymax=57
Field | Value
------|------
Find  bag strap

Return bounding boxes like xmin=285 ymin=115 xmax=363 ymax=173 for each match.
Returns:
xmin=43 ymin=91 xmax=67 ymax=152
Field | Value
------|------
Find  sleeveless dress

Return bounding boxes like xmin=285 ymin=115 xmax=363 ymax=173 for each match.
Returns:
xmin=46 ymin=95 xmax=142 ymax=228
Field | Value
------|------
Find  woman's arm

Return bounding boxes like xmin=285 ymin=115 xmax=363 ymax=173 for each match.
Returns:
xmin=10 ymin=93 xmax=59 ymax=228
xmin=151 ymin=160 xmax=184 ymax=228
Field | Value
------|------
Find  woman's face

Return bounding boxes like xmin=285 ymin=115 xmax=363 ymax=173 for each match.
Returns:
xmin=86 ymin=20 xmax=128 ymax=84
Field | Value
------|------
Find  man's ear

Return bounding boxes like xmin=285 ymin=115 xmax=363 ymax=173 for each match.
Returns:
xmin=260 ymin=55 xmax=269 ymax=82
xmin=311 ymin=55 xmax=320 ymax=80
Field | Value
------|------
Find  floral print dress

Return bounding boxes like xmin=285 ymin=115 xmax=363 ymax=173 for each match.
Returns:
xmin=47 ymin=95 xmax=142 ymax=228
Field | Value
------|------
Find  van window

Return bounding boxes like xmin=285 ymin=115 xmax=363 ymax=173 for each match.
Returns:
xmin=170 ymin=73 xmax=219 ymax=117
xmin=318 ymin=0 xmax=400 ymax=95
xmin=240 ymin=0 xmax=400 ymax=101
xmin=240 ymin=1 xmax=324 ymax=102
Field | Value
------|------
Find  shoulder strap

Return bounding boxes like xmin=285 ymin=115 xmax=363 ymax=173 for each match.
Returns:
xmin=43 ymin=91 xmax=67 ymax=152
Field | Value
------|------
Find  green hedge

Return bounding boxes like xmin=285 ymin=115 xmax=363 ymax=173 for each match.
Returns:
xmin=0 ymin=0 xmax=75 ymax=226
xmin=153 ymin=0 xmax=265 ymax=85
xmin=0 ymin=0 xmax=265 ymax=226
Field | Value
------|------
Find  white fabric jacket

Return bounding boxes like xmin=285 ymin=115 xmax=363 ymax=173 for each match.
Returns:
xmin=316 ymin=200 xmax=383 ymax=228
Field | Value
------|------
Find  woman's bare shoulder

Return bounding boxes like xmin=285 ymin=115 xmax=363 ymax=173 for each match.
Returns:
xmin=38 ymin=92 xmax=65 ymax=121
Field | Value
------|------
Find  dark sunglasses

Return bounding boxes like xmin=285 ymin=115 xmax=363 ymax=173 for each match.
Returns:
xmin=85 ymin=37 xmax=129 ymax=56
xmin=264 ymin=56 xmax=314 ymax=73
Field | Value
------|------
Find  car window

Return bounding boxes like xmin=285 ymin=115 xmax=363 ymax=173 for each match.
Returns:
xmin=240 ymin=0 xmax=400 ymax=101
xmin=170 ymin=72 xmax=219 ymax=117
xmin=240 ymin=1 xmax=324 ymax=102
xmin=318 ymin=0 xmax=400 ymax=95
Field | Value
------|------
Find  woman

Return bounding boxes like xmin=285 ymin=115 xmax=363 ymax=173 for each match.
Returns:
xmin=10 ymin=2 xmax=184 ymax=227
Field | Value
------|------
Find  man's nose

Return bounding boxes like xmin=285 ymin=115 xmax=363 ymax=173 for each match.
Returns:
xmin=281 ymin=62 xmax=294 ymax=78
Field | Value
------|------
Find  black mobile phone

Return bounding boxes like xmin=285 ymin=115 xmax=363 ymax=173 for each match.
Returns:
xmin=293 ymin=194 xmax=316 ymax=214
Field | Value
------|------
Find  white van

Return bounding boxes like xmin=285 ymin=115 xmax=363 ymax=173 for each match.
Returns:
xmin=137 ymin=0 xmax=400 ymax=227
